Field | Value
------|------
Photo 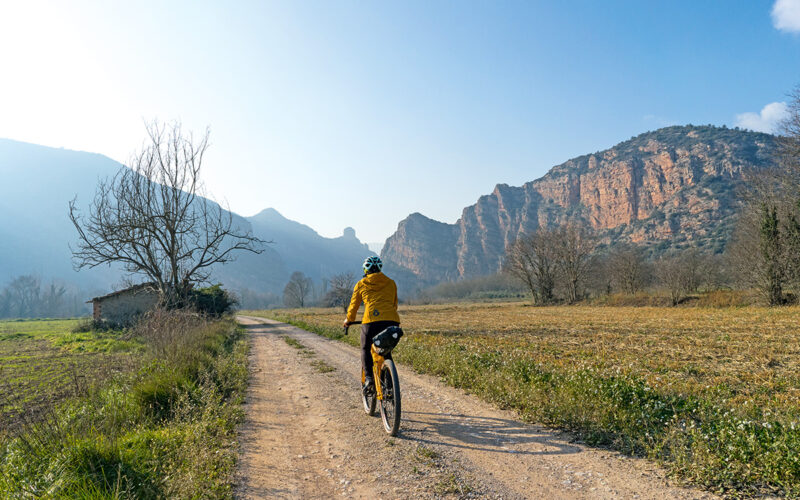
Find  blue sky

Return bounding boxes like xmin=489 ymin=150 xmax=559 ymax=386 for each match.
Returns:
xmin=1 ymin=1 xmax=799 ymax=244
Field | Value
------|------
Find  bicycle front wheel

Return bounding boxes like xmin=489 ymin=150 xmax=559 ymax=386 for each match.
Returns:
xmin=378 ymin=359 xmax=401 ymax=436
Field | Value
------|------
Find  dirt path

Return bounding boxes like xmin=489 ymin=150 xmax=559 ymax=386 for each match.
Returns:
xmin=235 ymin=316 xmax=716 ymax=499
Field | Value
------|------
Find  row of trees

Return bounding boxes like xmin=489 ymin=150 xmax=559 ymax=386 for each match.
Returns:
xmin=0 ymin=276 xmax=88 ymax=319
xmin=502 ymin=224 xmax=723 ymax=306
xmin=281 ymin=271 xmax=357 ymax=310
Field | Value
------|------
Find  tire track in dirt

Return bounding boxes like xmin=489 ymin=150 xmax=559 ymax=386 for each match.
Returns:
xmin=236 ymin=316 xmax=716 ymax=499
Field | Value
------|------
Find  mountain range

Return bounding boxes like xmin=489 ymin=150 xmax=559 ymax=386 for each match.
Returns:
xmin=0 ymin=139 xmax=373 ymax=299
xmin=381 ymin=125 xmax=777 ymax=290
xmin=1 ymin=125 xmax=780 ymax=301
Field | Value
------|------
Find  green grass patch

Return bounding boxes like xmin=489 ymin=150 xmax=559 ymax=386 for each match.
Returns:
xmin=282 ymin=336 xmax=305 ymax=350
xmin=0 ymin=318 xmax=141 ymax=430
xmin=281 ymin=335 xmax=336 ymax=373
xmin=311 ymin=359 xmax=335 ymax=373
xmin=52 ymin=330 xmax=143 ymax=353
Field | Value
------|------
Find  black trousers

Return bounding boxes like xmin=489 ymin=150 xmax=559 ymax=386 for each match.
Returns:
xmin=361 ymin=320 xmax=400 ymax=379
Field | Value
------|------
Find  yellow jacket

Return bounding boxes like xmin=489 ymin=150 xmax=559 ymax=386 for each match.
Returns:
xmin=346 ymin=272 xmax=400 ymax=324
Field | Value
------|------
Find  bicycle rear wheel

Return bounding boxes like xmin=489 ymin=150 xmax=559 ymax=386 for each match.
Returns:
xmin=361 ymin=369 xmax=377 ymax=416
xmin=378 ymin=360 xmax=401 ymax=436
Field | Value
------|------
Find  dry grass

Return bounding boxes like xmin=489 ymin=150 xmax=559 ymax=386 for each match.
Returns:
xmin=257 ymin=302 xmax=800 ymax=415
xmin=247 ymin=302 xmax=800 ymax=496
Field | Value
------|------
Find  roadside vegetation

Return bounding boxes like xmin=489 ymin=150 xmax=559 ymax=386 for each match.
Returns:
xmin=0 ymin=310 xmax=247 ymax=498
xmin=248 ymin=303 xmax=800 ymax=497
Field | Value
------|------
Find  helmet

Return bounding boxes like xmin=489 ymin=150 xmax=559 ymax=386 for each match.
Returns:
xmin=363 ymin=256 xmax=383 ymax=274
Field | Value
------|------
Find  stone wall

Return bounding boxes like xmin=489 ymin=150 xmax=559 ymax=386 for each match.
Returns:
xmin=94 ymin=289 xmax=159 ymax=326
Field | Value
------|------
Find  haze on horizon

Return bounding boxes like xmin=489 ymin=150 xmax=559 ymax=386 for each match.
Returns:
xmin=1 ymin=0 xmax=799 ymax=244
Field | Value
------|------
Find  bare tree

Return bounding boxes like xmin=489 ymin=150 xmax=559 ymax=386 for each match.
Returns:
xmin=69 ymin=121 xmax=263 ymax=307
xmin=655 ymin=254 xmax=688 ymax=306
xmin=323 ymin=272 xmax=357 ymax=311
xmin=0 ymin=289 xmax=10 ymax=318
xmin=503 ymin=230 xmax=557 ymax=305
xmin=551 ymin=224 xmax=596 ymax=303
xmin=283 ymin=271 xmax=314 ymax=308
xmin=777 ymin=85 xmax=800 ymax=174
xmin=7 ymin=276 xmax=40 ymax=317
xmin=680 ymin=248 xmax=703 ymax=293
xmin=608 ymin=244 xmax=650 ymax=294
xmin=40 ymin=283 xmax=66 ymax=317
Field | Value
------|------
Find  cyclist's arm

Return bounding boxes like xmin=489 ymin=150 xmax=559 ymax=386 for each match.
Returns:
xmin=345 ymin=282 xmax=362 ymax=324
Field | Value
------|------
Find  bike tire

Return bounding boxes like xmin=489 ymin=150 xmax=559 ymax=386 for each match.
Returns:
xmin=361 ymin=369 xmax=377 ymax=416
xmin=378 ymin=359 xmax=401 ymax=436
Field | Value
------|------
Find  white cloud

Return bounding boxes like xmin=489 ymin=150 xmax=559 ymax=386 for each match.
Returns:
xmin=734 ymin=102 xmax=789 ymax=133
xmin=772 ymin=0 xmax=800 ymax=33
xmin=642 ymin=114 xmax=677 ymax=128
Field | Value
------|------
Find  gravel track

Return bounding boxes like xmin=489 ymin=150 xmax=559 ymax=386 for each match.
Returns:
xmin=235 ymin=316 xmax=716 ymax=499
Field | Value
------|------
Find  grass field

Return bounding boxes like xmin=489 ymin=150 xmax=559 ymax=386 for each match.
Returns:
xmin=0 ymin=318 xmax=142 ymax=430
xmin=0 ymin=314 xmax=247 ymax=498
xmin=248 ymin=302 xmax=800 ymax=496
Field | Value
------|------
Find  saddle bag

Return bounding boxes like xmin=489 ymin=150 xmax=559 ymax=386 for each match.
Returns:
xmin=372 ymin=326 xmax=404 ymax=356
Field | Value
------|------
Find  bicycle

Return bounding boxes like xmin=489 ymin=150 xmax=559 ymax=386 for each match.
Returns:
xmin=344 ymin=321 xmax=402 ymax=436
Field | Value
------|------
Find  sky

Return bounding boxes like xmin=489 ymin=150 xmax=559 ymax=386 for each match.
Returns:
xmin=1 ymin=1 xmax=799 ymax=245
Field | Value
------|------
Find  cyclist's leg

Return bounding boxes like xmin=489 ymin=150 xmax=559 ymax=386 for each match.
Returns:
xmin=382 ymin=321 xmax=401 ymax=361
xmin=360 ymin=324 xmax=374 ymax=380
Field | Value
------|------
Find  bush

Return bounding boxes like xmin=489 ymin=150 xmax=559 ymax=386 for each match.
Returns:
xmin=190 ymin=284 xmax=237 ymax=318
xmin=71 ymin=317 xmax=112 ymax=333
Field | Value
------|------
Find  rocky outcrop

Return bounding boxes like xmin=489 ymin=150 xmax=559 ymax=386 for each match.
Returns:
xmin=381 ymin=213 xmax=460 ymax=288
xmin=382 ymin=126 xmax=777 ymax=289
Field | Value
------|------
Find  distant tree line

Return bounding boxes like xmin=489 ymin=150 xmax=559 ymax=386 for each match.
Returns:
xmin=499 ymin=223 xmax=725 ymax=307
xmin=279 ymin=270 xmax=359 ymax=310
xmin=0 ymin=275 xmax=88 ymax=319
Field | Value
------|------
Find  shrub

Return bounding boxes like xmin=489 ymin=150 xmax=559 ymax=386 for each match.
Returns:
xmin=190 ymin=284 xmax=237 ymax=318
xmin=71 ymin=317 xmax=112 ymax=333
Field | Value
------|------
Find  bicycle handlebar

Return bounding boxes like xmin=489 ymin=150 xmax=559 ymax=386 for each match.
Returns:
xmin=343 ymin=320 xmax=362 ymax=335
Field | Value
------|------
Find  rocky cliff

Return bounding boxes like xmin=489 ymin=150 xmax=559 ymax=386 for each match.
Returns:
xmin=382 ymin=126 xmax=777 ymax=289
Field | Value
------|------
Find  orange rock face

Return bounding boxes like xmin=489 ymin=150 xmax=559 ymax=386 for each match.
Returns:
xmin=382 ymin=126 xmax=777 ymax=288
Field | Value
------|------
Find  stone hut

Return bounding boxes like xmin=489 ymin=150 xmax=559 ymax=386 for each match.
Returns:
xmin=88 ymin=283 xmax=159 ymax=326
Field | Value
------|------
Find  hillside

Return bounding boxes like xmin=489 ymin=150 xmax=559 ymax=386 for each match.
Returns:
xmin=382 ymin=125 xmax=777 ymax=289
xmin=247 ymin=208 xmax=372 ymax=283
xmin=0 ymin=139 xmax=370 ymax=299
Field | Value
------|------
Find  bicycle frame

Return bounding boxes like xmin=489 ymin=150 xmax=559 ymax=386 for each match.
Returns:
xmin=363 ymin=345 xmax=386 ymax=400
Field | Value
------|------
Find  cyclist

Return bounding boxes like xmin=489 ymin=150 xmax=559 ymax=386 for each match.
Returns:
xmin=343 ymin=256 xmax=400 ymax=395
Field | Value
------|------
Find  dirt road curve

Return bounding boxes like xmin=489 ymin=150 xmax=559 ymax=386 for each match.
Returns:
xmin=235 ymin=316 xmax=716 ymax=499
